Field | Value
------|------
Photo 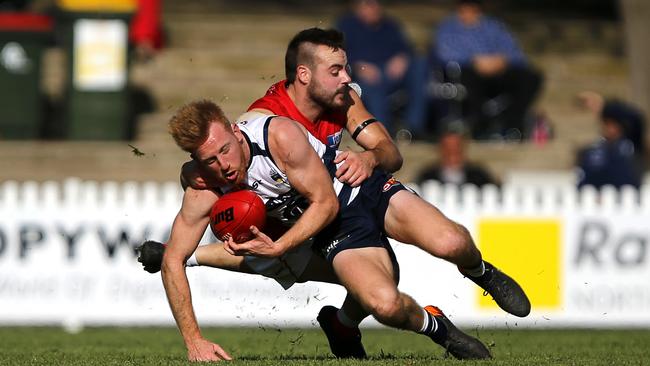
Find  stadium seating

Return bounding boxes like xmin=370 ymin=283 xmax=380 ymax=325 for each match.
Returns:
xmin=2 ymin=1 xmax=638 ymax=186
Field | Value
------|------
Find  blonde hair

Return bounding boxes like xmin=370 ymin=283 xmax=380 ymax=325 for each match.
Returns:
xmin=168 ymin=99 xmax=230 ymax=152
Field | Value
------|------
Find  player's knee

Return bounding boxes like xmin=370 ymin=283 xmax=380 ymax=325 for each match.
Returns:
xmin=438 ymin=224 xmax=473 ymax=260
xmin=366 ymin=289 xmax=404 ymax=323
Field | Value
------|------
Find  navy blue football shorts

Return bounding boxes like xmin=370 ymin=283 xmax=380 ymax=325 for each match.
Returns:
xmin=313 ymin=170 xmax=410 ymax=264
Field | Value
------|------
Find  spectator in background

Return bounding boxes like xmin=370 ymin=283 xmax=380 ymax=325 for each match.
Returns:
xmin=575 ymin=91 xmax=645 ymax=189
xmin=336 ymin=0 xmax=428 ymax=139
xmin=129 ymin=0 xmax=163 ymax=62
xmin=416 ymin=129 xmax=497 ymax=187
xmin=432 ymin=0 xmax=542 ymax=140
xmin=576 ymin=91 xmax=646 ymax=157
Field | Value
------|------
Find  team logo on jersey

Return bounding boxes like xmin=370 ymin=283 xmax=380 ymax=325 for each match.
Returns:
xmin=382 ymin=177 xmax=401 ymax=192
xmin=327 ymin=131 xmax=343 ymax=148
xmin=269 ymin=168 xmax=289 ymax=187
xmin=270 ymin=168 xmax=283 ymax=182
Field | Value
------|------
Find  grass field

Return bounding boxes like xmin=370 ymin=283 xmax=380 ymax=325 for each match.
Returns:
xmin=1 ymin=327 xmax=648 ymax=365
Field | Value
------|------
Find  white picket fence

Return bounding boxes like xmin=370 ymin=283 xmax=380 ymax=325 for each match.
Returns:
xmin=2 ymin=178 xmax=649 ymax=214
xmin=1 ymin=178 xmax=649 ymax=328
xmin=0 ymin=179 xmax=183 ymax=212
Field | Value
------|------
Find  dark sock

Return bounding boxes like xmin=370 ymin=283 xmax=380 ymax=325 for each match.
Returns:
xmin=419 ymin=308 xmax=447 ymax=342
xmin=462 ymin=261 xmax=486 ymax=278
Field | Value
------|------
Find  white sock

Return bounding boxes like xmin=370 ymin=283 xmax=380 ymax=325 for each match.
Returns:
xmin=463 ymin=261 xmax=485 ymax=278
xmin=418 ymin=308 xmax=430 ymax=333
xmin=185 ymin=252 xmax=199 ymax=267
xmin=418 ymin=308 xmax=438 ymax=334
xmin=336 ymin=309 xmax=360 ymax=328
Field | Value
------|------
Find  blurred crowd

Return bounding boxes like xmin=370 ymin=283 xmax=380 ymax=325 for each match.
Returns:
xmin=335 ymin=0 xmax=544 ymax=143
xmin=1 ymin=0 xmax=647 ymax=189
xmin=334 ymin=0 xmax=646 ymax=189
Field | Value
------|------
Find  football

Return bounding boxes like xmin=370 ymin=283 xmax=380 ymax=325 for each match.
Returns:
xmin=210 ymin=190 xmax=266 ymax=243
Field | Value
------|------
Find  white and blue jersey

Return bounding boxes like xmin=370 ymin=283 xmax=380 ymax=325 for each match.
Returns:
xmin=236 ymin=116 xmax=367 ymax=229
xmin=235 ymin=116 xmax=405 ymax=286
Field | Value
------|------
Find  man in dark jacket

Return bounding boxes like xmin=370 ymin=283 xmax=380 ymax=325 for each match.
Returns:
xmin=336 ymin=0 xmax=428 ymax=137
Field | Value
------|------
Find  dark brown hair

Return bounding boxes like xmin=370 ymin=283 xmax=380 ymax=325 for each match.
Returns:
xmin=285 ymin=28 xmax=345 ymax=84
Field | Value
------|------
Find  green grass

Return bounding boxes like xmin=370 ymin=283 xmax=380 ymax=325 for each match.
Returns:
xmin=0 ymin=327 xmax=648 ymax=365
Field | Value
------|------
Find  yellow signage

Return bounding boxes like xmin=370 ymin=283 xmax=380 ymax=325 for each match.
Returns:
xmin=477 ymin=219 xmax=562 ymax=310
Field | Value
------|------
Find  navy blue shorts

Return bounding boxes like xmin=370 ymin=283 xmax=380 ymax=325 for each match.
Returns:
xmin=313 ymin=170 xmax=408 ymax=264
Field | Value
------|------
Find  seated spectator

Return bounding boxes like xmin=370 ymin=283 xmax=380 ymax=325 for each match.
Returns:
xmin=416 ymin=129 xmax=497 ymax=187
xmin=336 ymin=0 xmax=428 ymax=139
xmin=432 ymin=0 xmax=542 ymax=140
xmin=575 ymin=92 xmax=645 ymax=189
xmin=576 ymin=91 xmax=646 ymax=157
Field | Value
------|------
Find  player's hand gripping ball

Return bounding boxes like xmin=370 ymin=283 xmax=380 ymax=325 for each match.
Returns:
xmin=210 ymin=190 xmax=266 ymax=243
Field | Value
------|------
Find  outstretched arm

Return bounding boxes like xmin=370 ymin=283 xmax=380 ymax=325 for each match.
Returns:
xmin=161 ymin=187 xmax=232 ymax=362
xmin=336 ymin=87 xmax=403 ymax=186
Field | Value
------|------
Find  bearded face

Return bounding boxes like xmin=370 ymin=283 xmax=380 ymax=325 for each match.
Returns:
xmin=306 ymin=46 xmax=353 ymax=110
xmin=307 ymin=77 xmax=350 ymax=110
